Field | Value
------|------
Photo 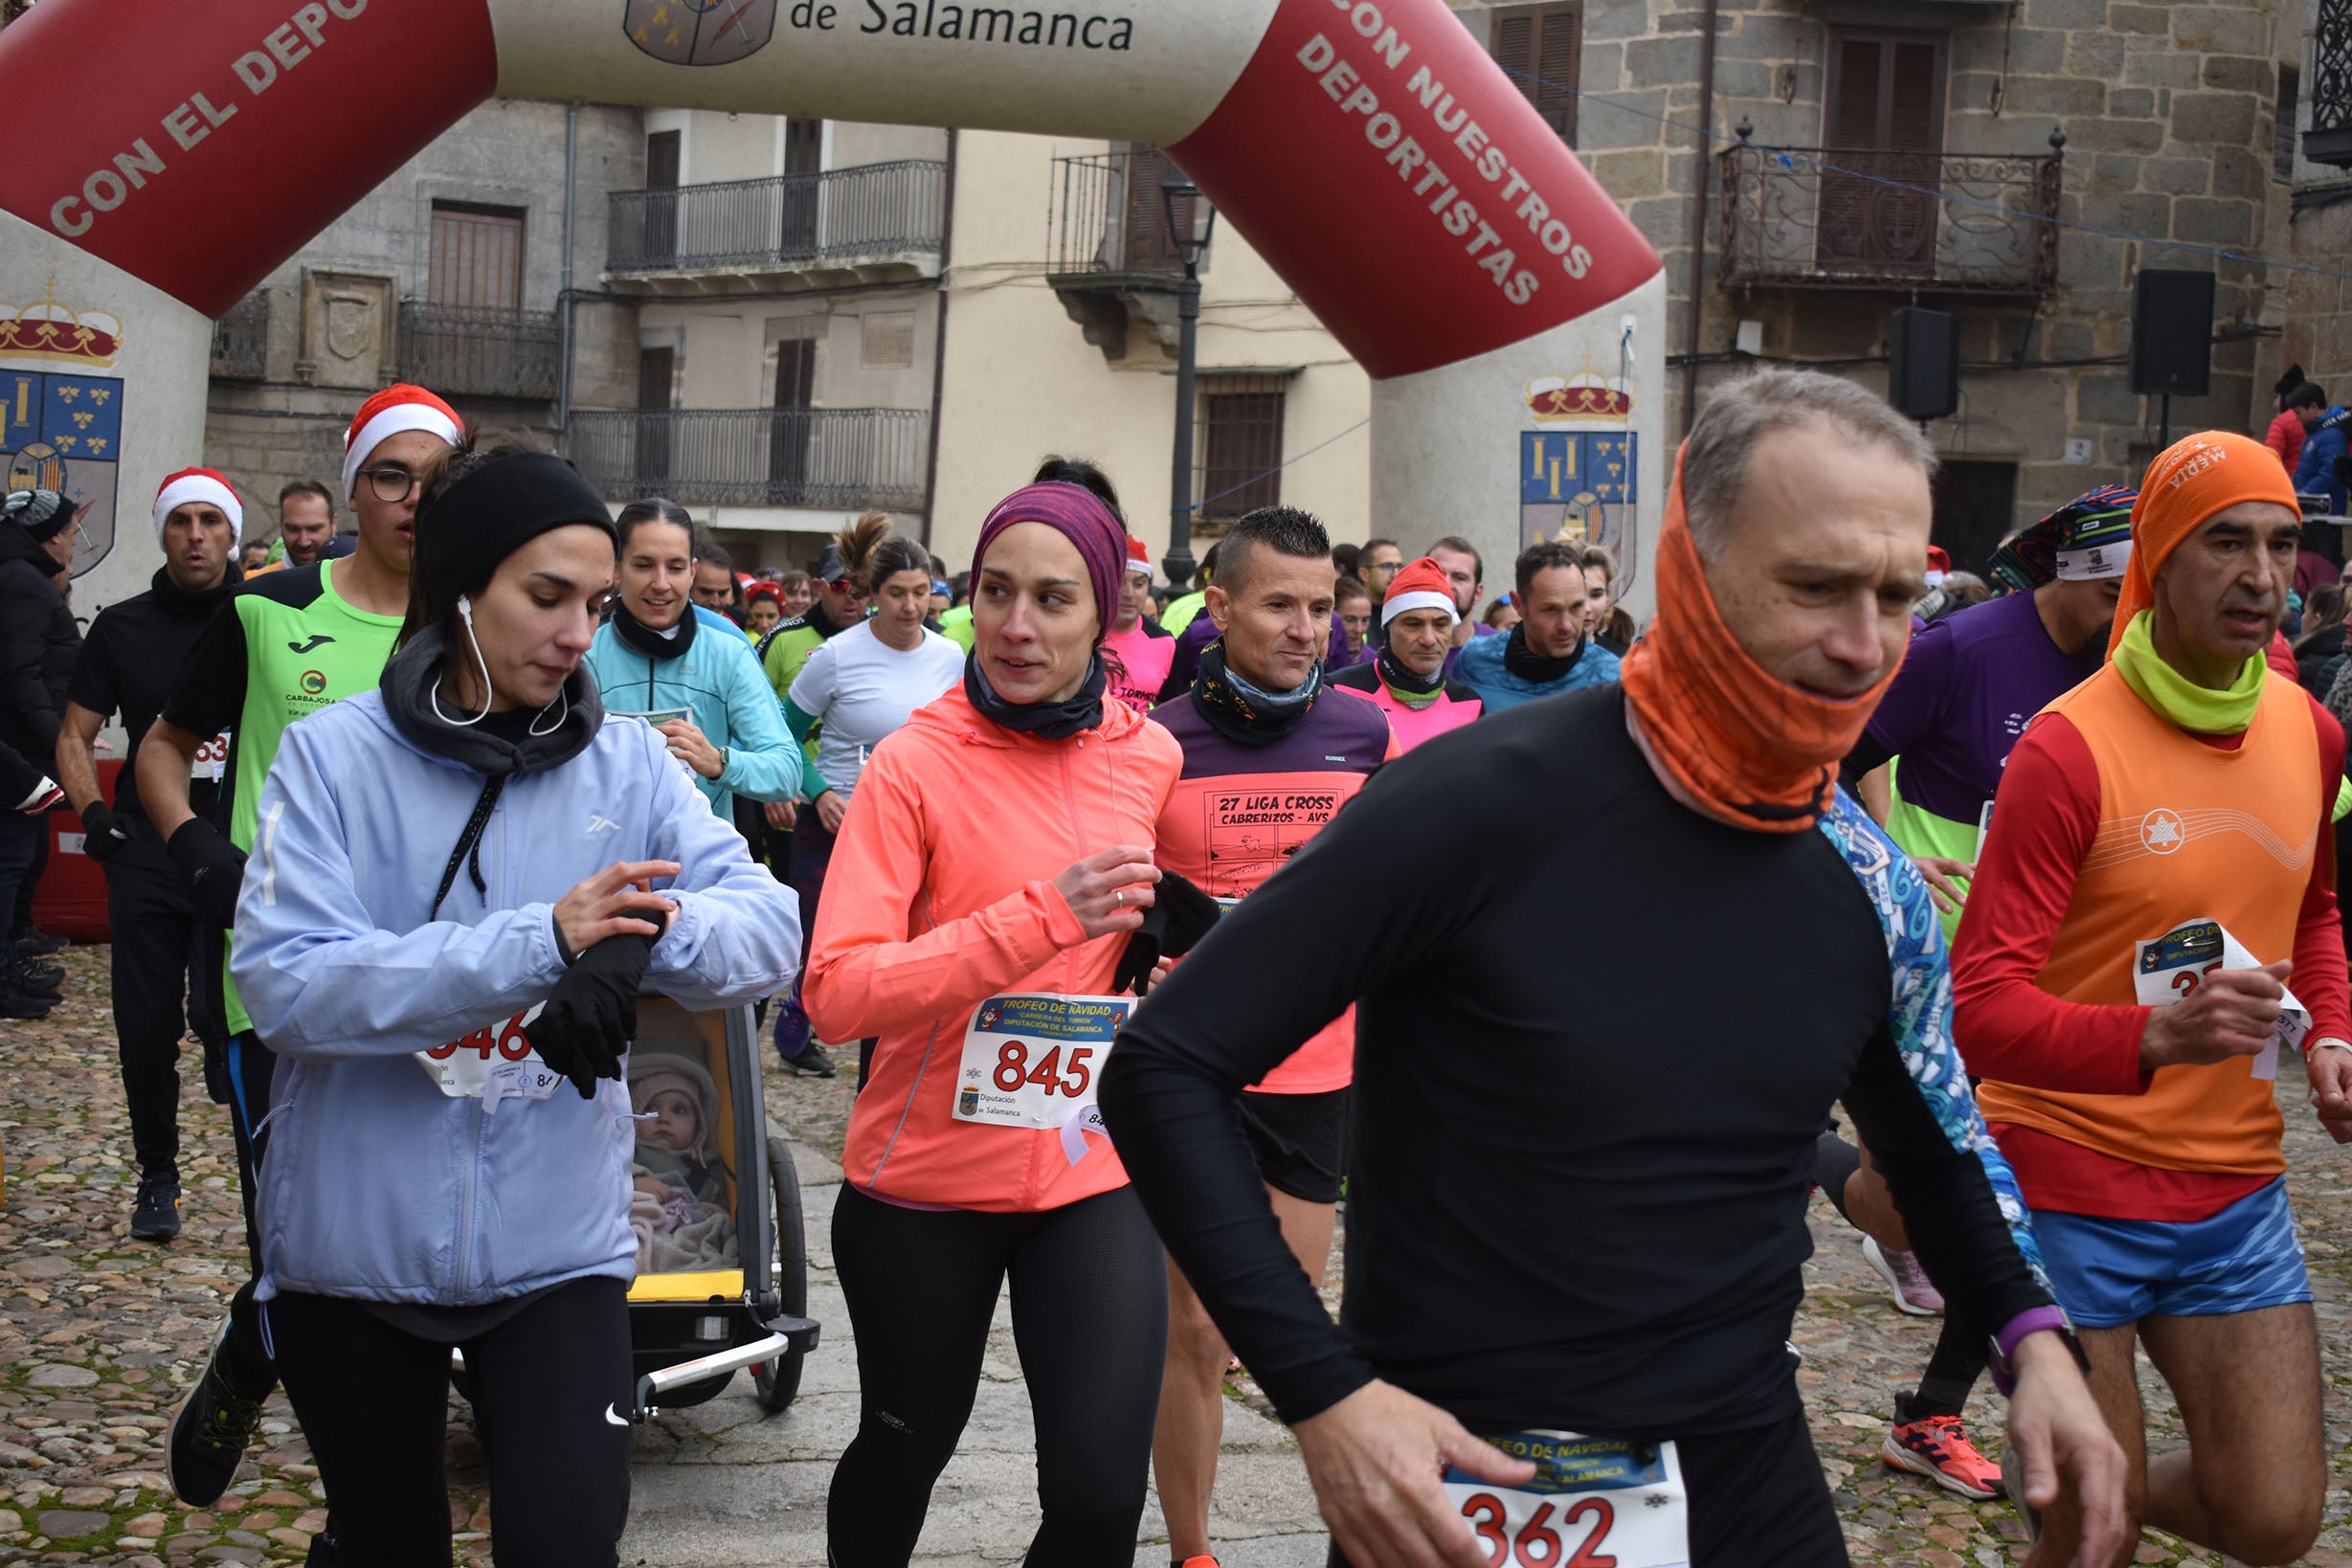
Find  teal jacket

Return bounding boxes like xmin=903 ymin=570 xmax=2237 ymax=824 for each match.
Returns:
xmin=1451 ymin=633 xmax=1622 ymax=713
xmin=582 ymin=614 xmax=801 ymax=816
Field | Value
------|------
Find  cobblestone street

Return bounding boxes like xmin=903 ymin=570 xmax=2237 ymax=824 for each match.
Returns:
xmin=8 ymin=943 xmax=2352 ymax=1564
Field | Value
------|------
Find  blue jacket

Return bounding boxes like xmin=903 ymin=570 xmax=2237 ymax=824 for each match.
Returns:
xmin=1450 ymin=633 xmax=1622 ymax=713
xmin=2296 ymin=409 xmax=2349 ymax=515
xmin=582 ymin=615 xmax=801 ymax=815
xmin=231 ymin=693 xmax=801 ymax=1306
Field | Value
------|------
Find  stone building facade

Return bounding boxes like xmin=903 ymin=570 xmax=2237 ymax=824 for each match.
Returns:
xmin=1449 ymin=0 xmax=2312 ymax=569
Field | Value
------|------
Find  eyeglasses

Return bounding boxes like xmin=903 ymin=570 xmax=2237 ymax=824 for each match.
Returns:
xmin=355 ymin=466 xmax=418 ymax=504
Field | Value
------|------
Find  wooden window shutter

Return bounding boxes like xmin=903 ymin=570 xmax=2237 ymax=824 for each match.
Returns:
xmin=427 ymin=203 xmax=524 ymax=309
xmin=1490 ymin=4 xmax=1580 ymax=146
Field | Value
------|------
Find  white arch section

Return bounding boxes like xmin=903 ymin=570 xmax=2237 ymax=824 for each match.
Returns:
xmin=0 ymin=0 xmax=1663 ymax=610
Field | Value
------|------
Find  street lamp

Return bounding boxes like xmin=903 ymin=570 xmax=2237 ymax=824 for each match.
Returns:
xmin=1160 ymin=161 xmax=1217 ymax=594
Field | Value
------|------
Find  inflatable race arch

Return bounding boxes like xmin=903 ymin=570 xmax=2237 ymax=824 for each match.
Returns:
xmin=0 ymin=0 xmax=1665 ymax=615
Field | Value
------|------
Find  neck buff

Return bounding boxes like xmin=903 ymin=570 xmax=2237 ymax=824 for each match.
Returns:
xmin=149 ymin=563 xmax=239 ymax=618
xmin=2112 ymin=609 xmax=2266 ymax=734
xmin=1502 ymin=622 xmax=1582 ymax=685
xmin=1374 ymin=642 xmax=1445 ymax=707
xmin=613 ymin=598 xmax=698 ymax=661
xmin=2109 ymin=430 xmax=2301 ymax=659
xmin=1619 ymin=446 xmax=1905 ymax=834
xmin=963 ymin=650 xmax=1107 ymax=741
xmin=1193 ymin=638 xmax=1323 ymax=746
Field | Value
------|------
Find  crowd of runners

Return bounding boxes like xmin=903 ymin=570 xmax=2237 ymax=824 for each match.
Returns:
xmin=0 ymin=362 xmax=2346 ymax=1568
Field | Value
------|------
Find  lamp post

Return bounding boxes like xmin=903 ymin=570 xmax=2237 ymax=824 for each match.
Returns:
xmin=1160 ymin=161 xmax=1216 ymax=594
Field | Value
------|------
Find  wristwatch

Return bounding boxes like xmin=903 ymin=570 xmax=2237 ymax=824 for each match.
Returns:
xmin=1986 ymin=1305 xmax=2091 ymax=1395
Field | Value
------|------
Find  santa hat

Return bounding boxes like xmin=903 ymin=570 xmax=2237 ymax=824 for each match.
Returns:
xmin=1923 ymin=545 xmax=1950 ymax=587
xmin=153 ymin=468 xmax=243 ymax=548
xmin=1125 ymin=534 xmax=1153 ymax=579
xmin=1381 ymin=556 xmax=1459 ymax=627
xmin=341 ymin=384 xmax=463 ymax=502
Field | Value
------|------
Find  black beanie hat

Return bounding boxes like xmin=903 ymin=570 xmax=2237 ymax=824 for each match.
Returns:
xmin=414 ymin=453 xmax=616 ymax=612
xmin=1 ymin=488 xmax=76 ymax=542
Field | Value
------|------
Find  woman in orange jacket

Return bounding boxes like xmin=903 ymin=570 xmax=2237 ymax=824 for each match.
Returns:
xmin=808 ymin=479 xmax=1180 ymax=1565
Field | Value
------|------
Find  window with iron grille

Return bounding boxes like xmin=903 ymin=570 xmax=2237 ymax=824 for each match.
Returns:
xmin=427 ymin=202 xmax=525 ymax=309
xmin=2277 ymin=63 xmax=2302 ymax=182
xmin=1489 ymin=3 xmax=1580 ymax=146
xmin=1197 ymin=375 xmax=1288 ymax=523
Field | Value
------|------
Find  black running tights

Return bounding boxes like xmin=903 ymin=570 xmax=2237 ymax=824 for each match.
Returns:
xmin=268 ymin=1277 xmax=633 ymax=1568
xmin=827 ymin=1182 xmax=1168 ymax=1567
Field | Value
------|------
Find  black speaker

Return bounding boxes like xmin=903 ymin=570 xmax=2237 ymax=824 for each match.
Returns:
xmin=1888 ymin=307 xmax=1959 ymax=421
xmin=2130 ymin=270 xmax=2214 ymax=397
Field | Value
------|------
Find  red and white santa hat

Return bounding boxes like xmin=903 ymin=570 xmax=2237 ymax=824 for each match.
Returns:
xmin=152 ymin=467 xmax=242 ymax=548
xmin=1125 ymin=534 xmax=1153 ymax=579
xmin=341 ymin=383 xmax=463 ymax=502
xmin=1380 ymin=556 xmax=1459 ymax=627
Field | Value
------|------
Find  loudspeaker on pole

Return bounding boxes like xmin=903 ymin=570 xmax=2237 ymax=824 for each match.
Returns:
xmin=1889 ymin=307 xmax=1960 ymax=422
xmin=2130 ymin=270 xmax=2215 ymax=398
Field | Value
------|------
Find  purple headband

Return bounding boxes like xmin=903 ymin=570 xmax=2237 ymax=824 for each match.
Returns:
xmin=973 ymin=482 xmax=1126 ymax=634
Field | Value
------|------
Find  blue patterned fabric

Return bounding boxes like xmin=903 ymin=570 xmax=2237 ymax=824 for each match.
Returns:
xmin=1817 ymin=789 xmax=2053 ymax=1293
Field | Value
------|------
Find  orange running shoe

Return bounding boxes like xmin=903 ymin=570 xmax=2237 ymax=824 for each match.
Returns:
xmin=1882 ymin=1409 xmax=2003 ymax=1500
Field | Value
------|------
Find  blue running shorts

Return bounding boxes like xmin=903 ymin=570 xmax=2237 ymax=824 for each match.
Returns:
xmin=2030 ymin=1176 xmax=2311 ymax=1329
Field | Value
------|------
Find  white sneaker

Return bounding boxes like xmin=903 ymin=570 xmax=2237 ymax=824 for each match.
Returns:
xmin=1863 ymin=1236 xmax=1944 ymax=1316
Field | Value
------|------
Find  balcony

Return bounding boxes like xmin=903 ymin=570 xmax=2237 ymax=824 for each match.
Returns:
xmin=1044 ymin=148 xmax=1193 ymax=361
xmin=566 ymin=407 xmax=928 ymax=512
xmin=397 ymin=302 xmax=559 ymax=402
xmin=2312 ymin=0 xmax=2352 ymax=167
xmin=210 ymin=291 xmax=268 ymax=381
xmin=605 ymin=161 xmax=946 ymax=294
xmin=1716 ymin=144 xmax=2062 ymax=296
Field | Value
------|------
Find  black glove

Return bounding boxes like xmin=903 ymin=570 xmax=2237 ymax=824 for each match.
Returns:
xmin=80 ymin=801 xmax=131 ymax=865
xmin=1113 ymin=869 xmax=1223 ymax=997
xmin=526 ymin=932 xmax=655 ymax=1099
xmin=167 ymin=818 xmax=248 ymax=929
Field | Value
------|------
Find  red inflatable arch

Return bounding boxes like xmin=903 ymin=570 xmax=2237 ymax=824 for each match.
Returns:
xmin=0 ymin=0 xmax=1664 ymax=606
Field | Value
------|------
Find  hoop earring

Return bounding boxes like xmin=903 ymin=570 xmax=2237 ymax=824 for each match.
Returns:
xmin=430 ymin=595 xmax=495 ymax=728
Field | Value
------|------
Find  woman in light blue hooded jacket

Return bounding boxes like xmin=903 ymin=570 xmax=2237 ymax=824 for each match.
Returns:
xmin=581 ymin=498 xmax=801 ymax=822
xmin=229 ymin=443 xmax=799 ymax=1567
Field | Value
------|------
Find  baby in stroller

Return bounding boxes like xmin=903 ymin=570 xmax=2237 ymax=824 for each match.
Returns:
xmin=628 ymin=1052 xmax=740 ymax=1273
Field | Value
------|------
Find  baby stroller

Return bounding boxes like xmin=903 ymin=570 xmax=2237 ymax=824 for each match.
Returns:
xmin=608 ymin=996 xmax=819 ymax=1423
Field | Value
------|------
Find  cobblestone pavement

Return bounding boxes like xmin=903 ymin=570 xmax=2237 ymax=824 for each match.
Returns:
xmin=9 ymin=941 xmax=2352 ymax=1564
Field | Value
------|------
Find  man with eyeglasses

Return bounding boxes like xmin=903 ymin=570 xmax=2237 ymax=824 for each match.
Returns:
xmin=133 ymin=384 xmax=462 ymax=1511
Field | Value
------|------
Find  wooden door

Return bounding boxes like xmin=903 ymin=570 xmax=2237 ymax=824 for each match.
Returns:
xmin=1816 ymin=34 xmax=1945 ymax=277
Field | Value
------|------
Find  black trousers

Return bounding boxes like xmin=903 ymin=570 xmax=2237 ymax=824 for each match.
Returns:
xmin=221 ymin=1029 xmax=280 ymax=1393
xmin=269 ymin=1277 xmax=633 ymax=1568
xmin=827 ymin=1182 xmax=1168 ymax=1567
xmin=106 ymin=855 xmax=199 ymax=1182
xmin=0 ymin=810 xmax=40 ymax=957
xmin=1327 ymin=1408 xmax=1849 ymax=1568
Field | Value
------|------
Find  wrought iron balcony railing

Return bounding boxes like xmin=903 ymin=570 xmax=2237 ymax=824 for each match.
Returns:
xmin=2312 ymin=0 xmax=2352 ymax=166
xmin=607 ymin=160 xmax=946 ymax=275
xmin=1046 ymin=148 xmax=1194 ymax=282
xmin=397 ymin=302 xmax=559 ymax=402
xmin=210 ymin=291 xmax=268 ymax=381
xmin=565 ymin=407 xmax=929 ymax=511
xmin=1716 ymin=144 xmax=2061 ymax=295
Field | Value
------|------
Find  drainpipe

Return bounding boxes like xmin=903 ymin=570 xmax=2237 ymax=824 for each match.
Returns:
xmin=919 ymin=128 xmax=957 ymax=549
xmin=1680 ymin=0 xmax=1720 ymax=436
xmin=557 ymin=101 xmax=580 ymax=445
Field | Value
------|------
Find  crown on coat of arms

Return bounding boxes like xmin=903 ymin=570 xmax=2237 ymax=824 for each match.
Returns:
xmin=1527 ymin=368 xmax=1633 ymax=423
xmin=0 ymin=282 xmax=123 ymax=369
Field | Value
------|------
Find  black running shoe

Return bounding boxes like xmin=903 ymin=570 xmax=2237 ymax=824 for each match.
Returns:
xmin=131 ymin=1178 xmax=181 ymax=1242
xmin=168 ymin=1325 xmax=270 ymax=1506
xmin=19 ymin=959 xmax=62 ymax=989
xmin=11 ymin=968 xmax=61 ymax=1003
xmin=13 ymin=930 xmax=65 ymax=958
xmin=0 ymin=990 xmax=55 ymax=1020
xmin=781 ymin=1040 xmax=839 ymax=1078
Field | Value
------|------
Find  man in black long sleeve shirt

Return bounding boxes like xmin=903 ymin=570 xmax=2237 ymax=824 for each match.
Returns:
xmin=1101 ymin=370 xmax=2125 ymax=1568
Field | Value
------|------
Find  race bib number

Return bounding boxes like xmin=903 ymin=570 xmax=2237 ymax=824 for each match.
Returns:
xmin=1446 ymin=1433 xmax=1688 ymax=1568
xmin=2134 ymin=917 xmax=2309 ymax=1081
xmin=617 ymin=706 xmax=692 ymax=728
xmin=190 ymin=730 xmax=231 ymax=783
xmin=414 ymin=1003 xmax=561 ymax=1109
xmin=953 ymin=993 xmax=1133 ymax=1143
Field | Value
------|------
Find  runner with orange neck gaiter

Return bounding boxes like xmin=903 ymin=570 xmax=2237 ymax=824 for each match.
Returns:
xmin=1103 ymin=369 xmax=2124 ymax=1568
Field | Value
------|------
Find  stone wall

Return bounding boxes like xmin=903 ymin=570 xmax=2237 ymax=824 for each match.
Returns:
xmin=1456 ymin=0 xmax=2301 ymax=544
